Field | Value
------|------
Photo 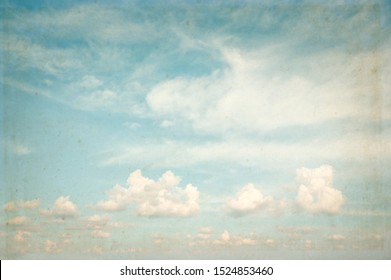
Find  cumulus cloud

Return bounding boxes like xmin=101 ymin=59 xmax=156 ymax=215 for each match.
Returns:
xmin=53 ymin=196 xmax=78 ymax=217
xmin=212 ymin=230 xmax=256 ymax=246
xmin=4 ymin=199 xmax=40 ymax=211
xmin=96 ymin=170 xmax=200 ymax=217
xmin=296 ymin=165 xmax=344 ymax=214
xmin=41 ymin=196 xmax=78 ymax=218
xmin=6 ymin=216 xmax=29 ymax=226
xmin=226 ymin=184 xmax=274 ymax=217
xmin=91 ymin=230 xmax=110 ymax=238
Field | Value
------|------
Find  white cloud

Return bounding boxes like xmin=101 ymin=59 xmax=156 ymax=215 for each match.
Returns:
xmin=197 ymin=226 xmax=213 ymax=239
xmin=76 ymin=89 xmax=117 ymax=109
xmin=146 ymin=45 xmax=386 ymax=135
xmin=4 ymin=199 xmax=40 ymax=211
xmin=226 ymin=184 xmax=274 ymax=217
xmin=213 ymin=230 xmax=230 ymax=245
xmin=265 ymin=239 xmax=276 ymax=247
xmin=91 ymin=230 xmax=110 ymax=238
xmin=6 ymin=216 xmax=29 ymax=226
xmin=212 ymin=230 xmax=256 ymax=246
xmin=304 ymin=240 xmax=312 ymax=249
xmin=328 ymin=234 xmax=346 ymax=241
xmin=80 ymin=75 xmax=103 ymax=89
xmin=296 ymin=165 xmax=345 ymax=214
xmin=86 ymin=214 xmax=109 ymax=223
xmin=14 ymin=231 xmax=31 ymax=242
xmin=102 ymin=127 xmax=391 ymax=169
xmin=160 ymin=120 xmax=174 ymax=128
xmin=50 ymin=196 xmax=78 ymax=218
xmin=107 ymin=222 xmax=133 ymax=229
xmin=6 ymin=142 xmax=32 ymax=156
xmin=85 ymin=214 xmax=111 ymax=227
xmin=96 ymin=170 xmax=200 ymax=217
xmin=44 ymin=240 xmax=57 ymax=253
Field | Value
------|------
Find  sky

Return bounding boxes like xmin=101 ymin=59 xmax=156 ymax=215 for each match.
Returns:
xmin=0 ymin=0 xmax=390 ymax=259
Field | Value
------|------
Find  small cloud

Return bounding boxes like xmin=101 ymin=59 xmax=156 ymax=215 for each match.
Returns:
xmin=197 ymin=226 xmax=213 ymax=239
xmin=41 ymin=196 xmax=78 ymax=218
xmin=4 ymin=199 xmax=40 ymax=211
xmin=7 ymin=142 xmax=32 ymax=156
xmin=124 ymin=122 xmax=141 ymax=129
xmin=265 ymin=239 xmax=276 ymax=247
xmin=235 ymin=236 xmax=257 ymax=245
xmin=3 ymin=202 xmax=17 ymax=211
xmin=76 ymin=89 xmax=117 ymax=109
xmin=304 ymin=240 xmax=312 ymax=249
xmin=160 ymin=120 xmax=174 ymax=128
xmin=226 ymin=183 xmax=274 ymax=217
xmin=212 ymin=230 xmax=256 ymax=246
xmin=80 ymin=75 xmax=103 ymax=89
xmin=328 ymin=234 xmax=346 ymax=241
xmin=91 ymin=230 xmax=110 ymax=238
xmin=6 ymin=216 xmax=29 ymax=226
xmin=110 ymin=222 xmax=133 ymax=228
xmin=44 ymin=240 xmax=57 ymax=253
xmin=296 ymin=165 xmax=345 ymax=214
xmin=14 ymin=230 xmax=31 ymax=242
xmin=85 ymin=214 xmax=111 ymax=227
xmin=213 ymin=230 xmax=230 ymax=245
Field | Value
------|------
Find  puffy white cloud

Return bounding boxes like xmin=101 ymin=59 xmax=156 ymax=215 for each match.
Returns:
xmin=4 ymin=199 xmax=40 ymax=211
xmin=226 ymin=184 xmax=274 ymax=217
xmin=296 ymin=165 xmax=345 ymax=214
xmin=96 ymin=170 xmax=200 ymax=217
xmin=91 ymin=230 xmax=110 ymax=238
xmin=45 ymin=196 xmax=79 ymax=218
xmin=6 ymin=216 xmax=29 ymax=226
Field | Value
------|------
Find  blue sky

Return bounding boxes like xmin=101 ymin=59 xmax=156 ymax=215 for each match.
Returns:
xmin=1 ymin=0 xmax=390 ymax=259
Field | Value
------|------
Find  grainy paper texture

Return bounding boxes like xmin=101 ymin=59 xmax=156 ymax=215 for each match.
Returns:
xmin=1 ymin=0 xmax=390 ymax=259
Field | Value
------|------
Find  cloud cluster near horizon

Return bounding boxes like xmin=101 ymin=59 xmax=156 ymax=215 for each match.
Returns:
xmin=96 ymin=170 xmax=200 ymax=217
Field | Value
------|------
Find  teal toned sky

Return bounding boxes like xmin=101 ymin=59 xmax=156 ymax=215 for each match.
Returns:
xmin=1 ymin=0 xmax=390 ymax=259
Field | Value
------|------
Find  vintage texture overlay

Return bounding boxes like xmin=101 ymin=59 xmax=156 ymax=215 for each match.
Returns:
xmin=1 ymin=0 xmax=390 ymax=259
